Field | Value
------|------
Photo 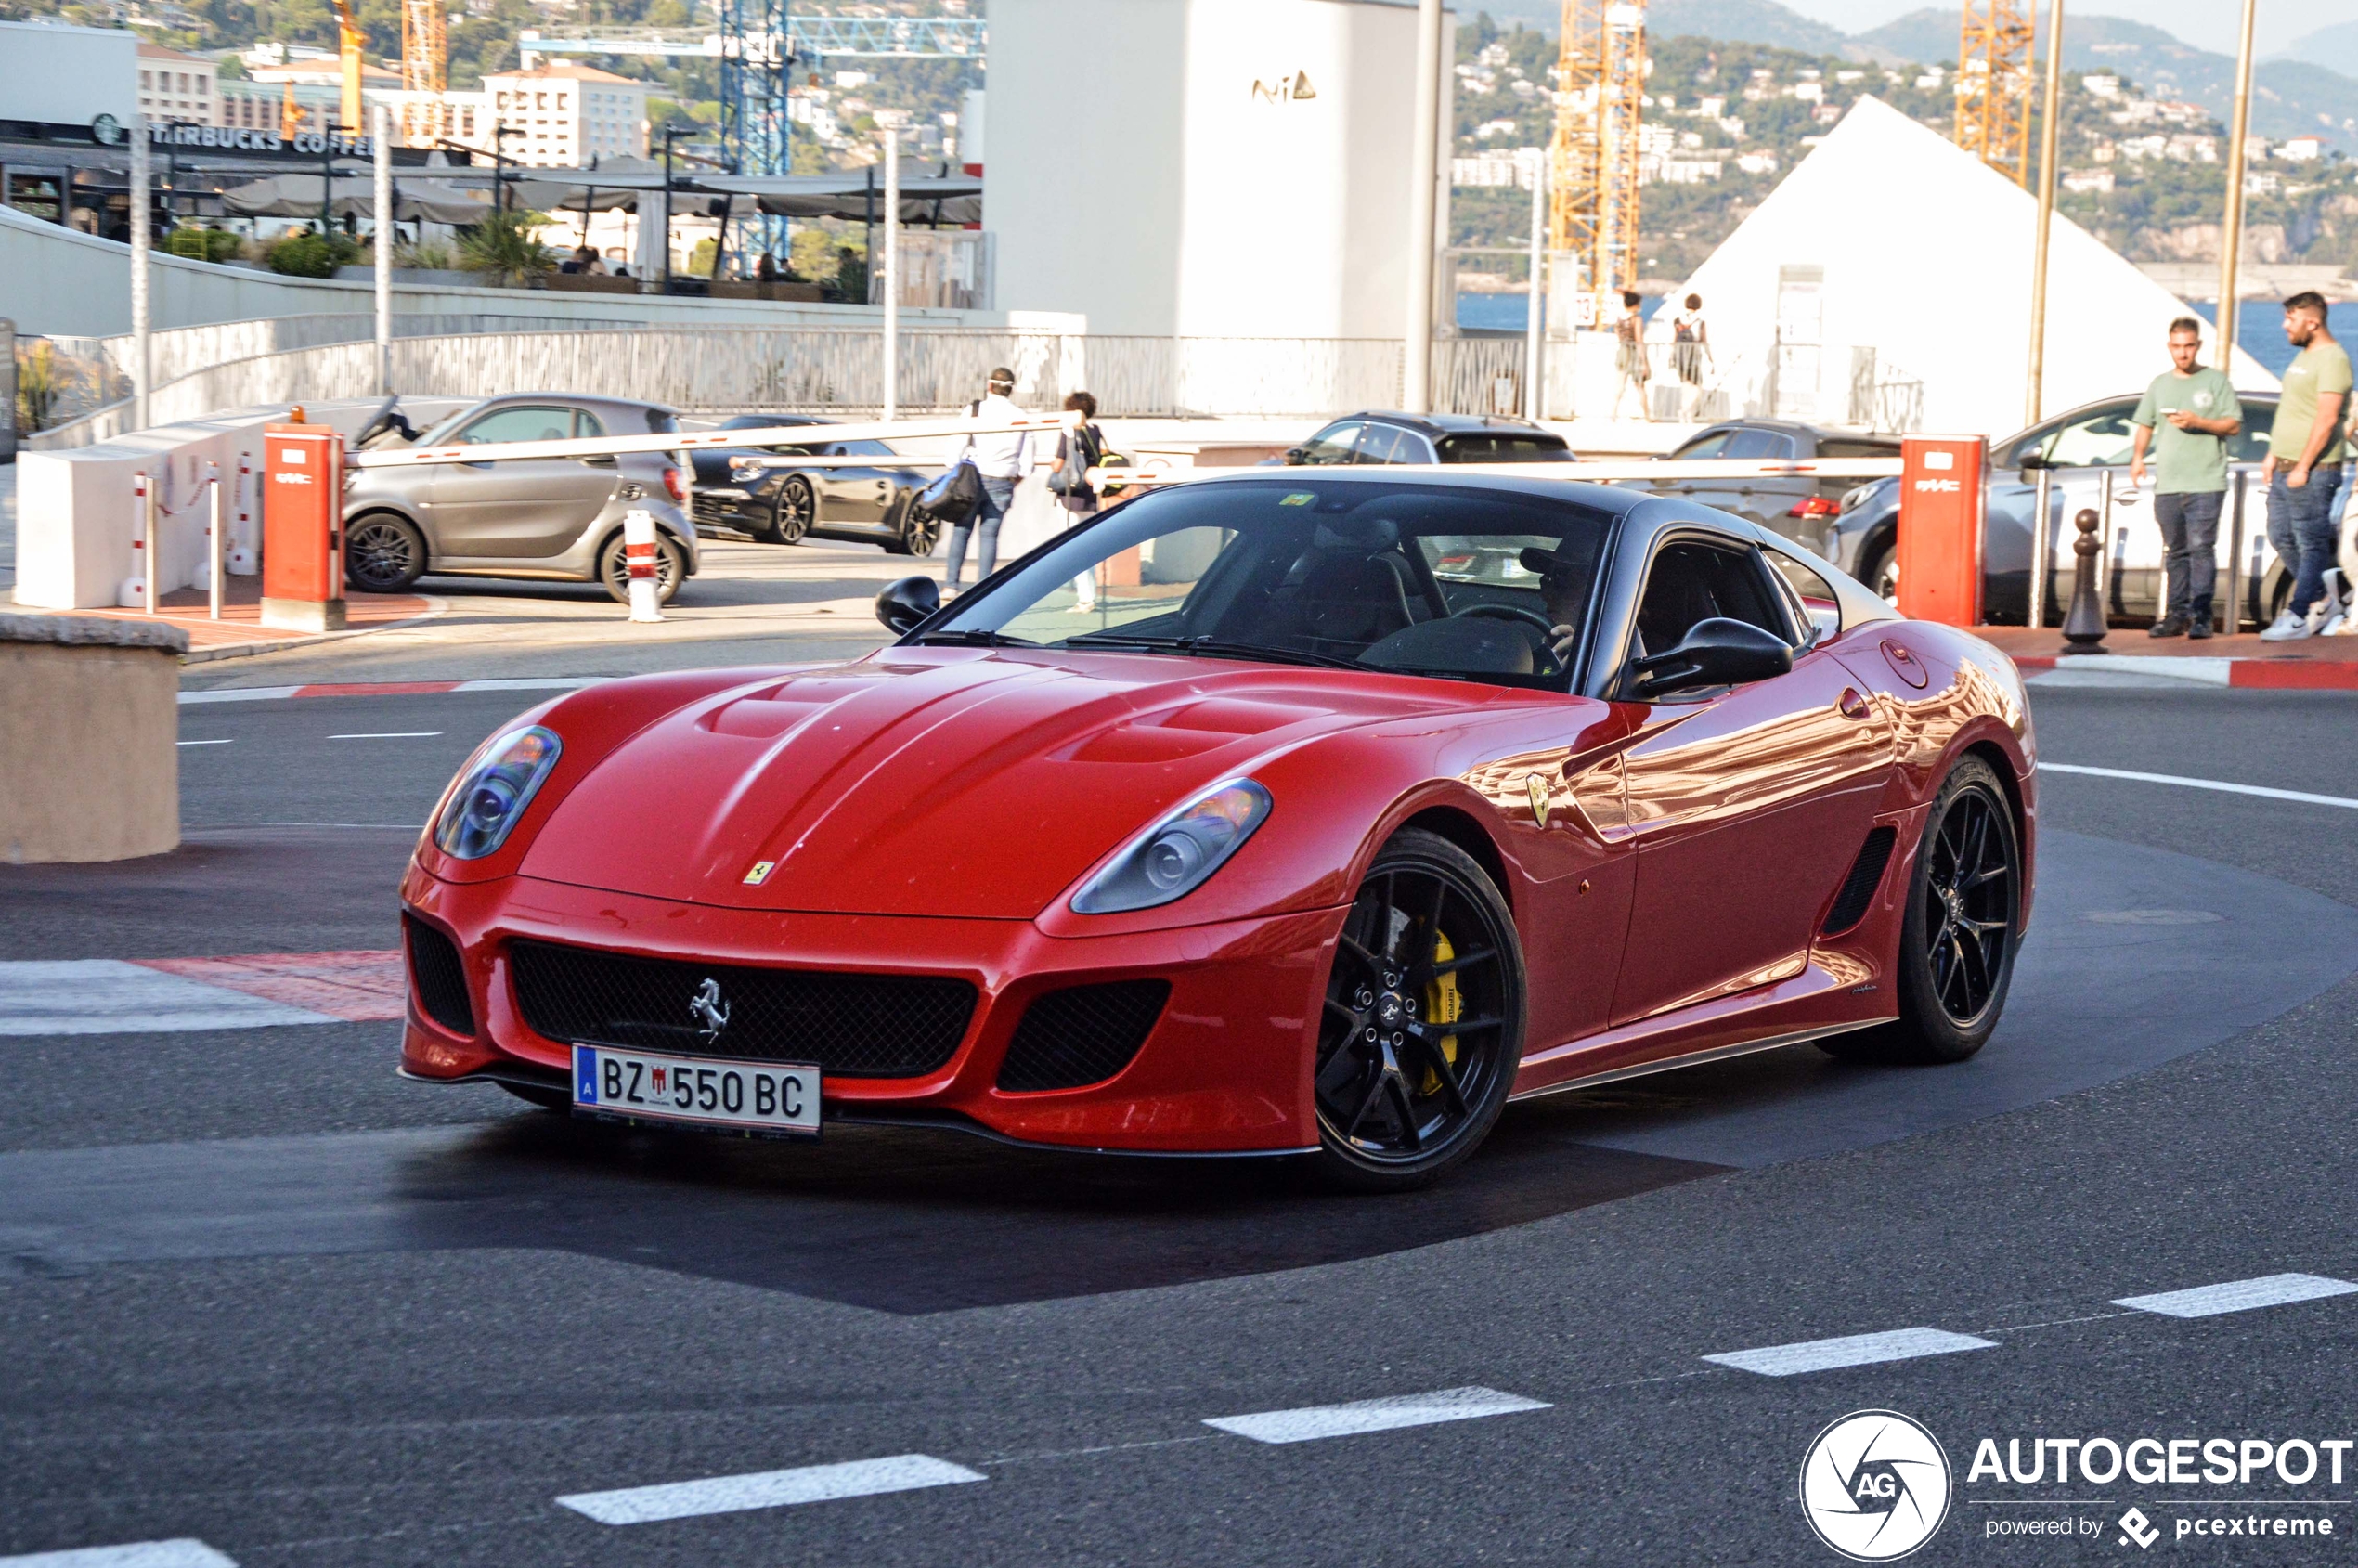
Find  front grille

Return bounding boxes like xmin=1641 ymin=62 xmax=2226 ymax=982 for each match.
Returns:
xmin=507 ymin=939 xmax=976 ymax=1079
xmin=693 ymin=491 xmax=755 ymax=527
xmin=1820 ymin=825 xmax=1899 ymax=936
xmin=405 ymin=914 xmax=475 ymax=1036
xmin=996 ymin=980 xmax=1171 ymax=1093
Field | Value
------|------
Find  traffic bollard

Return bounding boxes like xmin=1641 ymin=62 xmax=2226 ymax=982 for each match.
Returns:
xmin=624 ymin=507 xmax=664 ymax=624
xmin=228 ymin=452 xmax=257 ymax=576
xmin=206 ymin=469 xmax=224 ymax=621
xmin=119 ymin=472 xmax=150 ymax=609
xmin=2059 ymin=508 xmax=2107 ymax=655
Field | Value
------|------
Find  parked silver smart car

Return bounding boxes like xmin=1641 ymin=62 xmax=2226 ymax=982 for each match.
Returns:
xmin=341 ymin=394 xmax=699 ymax=603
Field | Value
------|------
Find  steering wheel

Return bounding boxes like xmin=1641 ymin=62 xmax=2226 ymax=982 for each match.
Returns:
xmin=1452 ymin=603 xmax=1568 ymax=674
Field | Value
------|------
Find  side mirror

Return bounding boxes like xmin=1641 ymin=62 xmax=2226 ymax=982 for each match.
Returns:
xmin=875 ymin=574 xmax=941 ymax=635
xmin=1629 ymin=617 xmax=1794 ymax=699
xmin=1283 ymin=447 xmax=1309 ymax=465
xmin=2017 ymin=452 xmax=2049 ymax=472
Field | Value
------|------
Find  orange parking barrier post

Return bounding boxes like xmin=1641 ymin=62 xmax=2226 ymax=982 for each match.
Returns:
xmin=1896 ymin=435 xmax=1988 ymax=626
xmin=261 ymin=422 xmax=347 ymax=632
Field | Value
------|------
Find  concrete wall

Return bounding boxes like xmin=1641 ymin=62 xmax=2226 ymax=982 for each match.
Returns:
xmin=0 ymin=614 xmax=184 ymax=864
xmin=989 ymin=0 xmax=1450 ymax=339
xmin=0 ymin=204 xmax=1014 ymax=340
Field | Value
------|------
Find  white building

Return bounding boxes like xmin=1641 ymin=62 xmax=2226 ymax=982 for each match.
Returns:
xmin=1664 ymin=96 xmax=2275 ymax=436
xmin=137 ymin=41 xmax=216 ymax=125
xmin=985 ymin=0 xmax=1453 ymax=340
xmin=0 ymin=20 xmax=136 ymax=128
xmin=478 ymin=64 xmax=649 ymax=166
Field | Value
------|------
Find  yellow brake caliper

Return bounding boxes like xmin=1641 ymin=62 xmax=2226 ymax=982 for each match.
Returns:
xmin=1420 ymin=929 xmax=1463 ymax=1095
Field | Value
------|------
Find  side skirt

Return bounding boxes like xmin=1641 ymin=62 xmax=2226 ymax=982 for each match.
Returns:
xmin=1507 ymin=1017 xmax=1886 ymax=1103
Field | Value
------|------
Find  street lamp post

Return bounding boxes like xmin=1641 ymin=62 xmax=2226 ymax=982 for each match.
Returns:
xmin=2217 ymin=0 xmax=2260 ymax=369
xmin=493 ymin=123 xmax=525 ymax=214
xmin=2024 ymin=0 xmax=2066 ymax=428
xmin=1403 ymin=0 xmax=1445 ymax=415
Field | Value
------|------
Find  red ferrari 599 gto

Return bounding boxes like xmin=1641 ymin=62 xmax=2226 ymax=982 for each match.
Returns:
xmin=400 ymin=470 xmax=2034 ymax=1189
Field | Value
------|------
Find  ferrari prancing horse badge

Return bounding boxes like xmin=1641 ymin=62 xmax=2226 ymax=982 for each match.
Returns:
xmin=1526 ymin=773 xmax=1551 ymax=830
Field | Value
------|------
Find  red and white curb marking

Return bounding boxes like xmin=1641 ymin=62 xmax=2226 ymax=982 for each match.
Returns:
xmin=2015 ymin=654 xmax=2358 ymax=690
xmin=0 ymin=952 xmax=402 ymax=1036
xmin=178 ymin=678 xmax=601 ymax=706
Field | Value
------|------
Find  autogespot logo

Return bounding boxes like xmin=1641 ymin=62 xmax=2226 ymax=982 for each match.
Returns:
xmin=1801 ymin=1410 xmax=1954 ymax=1561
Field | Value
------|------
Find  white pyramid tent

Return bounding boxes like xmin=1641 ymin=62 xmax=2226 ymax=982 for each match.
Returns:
xmin=1663 ymin=95 xmax=2275 ymax=437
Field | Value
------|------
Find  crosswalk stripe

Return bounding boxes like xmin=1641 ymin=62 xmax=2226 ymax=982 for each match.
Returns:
xmin=0 ymin=1541 xmax=237 ymax=1567
xmin=1202 ymin=1386 xmax=1549 ymax=1445
xmin=2113 ymin=1273 xmax=2358 ymax=1319
xmin=555 ymin=1455 xmax=986 ymax=1525
xmin=1703 ymin=1327 xmax=1997 ymax=1377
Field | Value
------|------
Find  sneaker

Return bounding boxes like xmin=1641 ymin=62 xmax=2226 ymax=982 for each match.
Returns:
xmin=2260 ymin=609 xmax=2313 ymax=641
xmin=2189 ymin=618 xmax=2213 ymax=640
xmin=2148 ymin=617 xmax=2187 ymax=638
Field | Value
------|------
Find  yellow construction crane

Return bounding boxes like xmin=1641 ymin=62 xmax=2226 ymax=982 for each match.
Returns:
xmin=1955 ymin=0 xmax=2034 ymax=184
xmin=401 ymin=0 xmax=448 ymax=145
xmin=330 ymin=0 xmax=367 ymax=134
xmin=1548 ymin=0 xmax=1645 ymax=305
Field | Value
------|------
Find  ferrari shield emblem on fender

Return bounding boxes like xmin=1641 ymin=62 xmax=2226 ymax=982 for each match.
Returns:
xmin=1526 ymin=774 xmax=1551 ymax=829
xmin=743 ymin=860 xmax=775 ymax=885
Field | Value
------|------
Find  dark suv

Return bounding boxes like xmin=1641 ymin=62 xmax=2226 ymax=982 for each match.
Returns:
xmin=1282 ymin=411 xmax=1574 ymax=466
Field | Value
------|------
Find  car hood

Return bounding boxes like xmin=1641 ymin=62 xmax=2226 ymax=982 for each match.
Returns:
xmin=519 ymin=649 xmax=1467 ymax=919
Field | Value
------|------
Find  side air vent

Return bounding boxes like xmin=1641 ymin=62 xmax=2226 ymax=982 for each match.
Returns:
xmin=996 ymin=980 xmax=1173 ymax=1093
xmin=1820 ymin=825 xmax=1899 ymax=937
xmin=405 ymin=914 xmax=476 ymax=1036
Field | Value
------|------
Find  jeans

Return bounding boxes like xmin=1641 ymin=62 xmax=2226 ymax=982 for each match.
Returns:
xmin=945 ymin=477 xmax=1016 ymax=587
xmin=2267 ymin=465 xmax=2346 ymax=617
xmin=2153 ymin=490 xmax=2222 ymax=625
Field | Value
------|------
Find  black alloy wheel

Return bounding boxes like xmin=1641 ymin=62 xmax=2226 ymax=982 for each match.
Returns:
xmin=345 ymin=512 xmax=427 ymax=593
xmin=1821 ymin=757 xmax=2021 ymax=1066
xmin=1313 ymin=828 xmax=1525 ymax=1191
xmin=771 ymin=476 xmax=815 ymax=545
xmin=597 ymin=531 xmax=685 ymax=604
xmin=889 ymin=502 xmax=940 ymax=557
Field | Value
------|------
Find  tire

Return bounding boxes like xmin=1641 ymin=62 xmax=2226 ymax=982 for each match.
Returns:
xmin=769 ymin=476 xmax=814 ymax=545
xmin=1862 ymin=539 xmax=1898 ymax=607
xmin=1312 ymin=828 xmax=1525 ymax=1192
xmin=345 ymin=512 xmax=427 ymax=593
xmin=1820 ymin=757 xmax=2022 ymax=1066
xmin=598 ymin=530 xmax=685 ymax=604
xmin=499 ymin=1082 xmax=571 ymax=1112
xmin=889 ymin=504 xmax=940 ymax=557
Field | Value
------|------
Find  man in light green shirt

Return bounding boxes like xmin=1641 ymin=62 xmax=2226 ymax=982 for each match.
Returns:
xmin=2261 ymin=292 xmax=2352 ymax=640
xmin=2131 ymin=317 xmax=2242 ymax=636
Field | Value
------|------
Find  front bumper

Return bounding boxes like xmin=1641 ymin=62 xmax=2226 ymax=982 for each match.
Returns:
xmin=398 ymin=865 xmax=1344 ymax=1154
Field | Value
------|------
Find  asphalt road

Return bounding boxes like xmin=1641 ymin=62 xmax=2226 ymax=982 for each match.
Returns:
xmin=5 ymin=680 xmax=2358 ymax=1566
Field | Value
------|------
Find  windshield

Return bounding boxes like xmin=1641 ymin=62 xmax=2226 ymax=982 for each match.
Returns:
xmin=927 ymin=479 xmax=1615 ymax=690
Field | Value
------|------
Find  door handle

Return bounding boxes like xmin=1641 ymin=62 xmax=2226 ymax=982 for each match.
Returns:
xmin=1837 ymin=689 xmax=1871 ymax=720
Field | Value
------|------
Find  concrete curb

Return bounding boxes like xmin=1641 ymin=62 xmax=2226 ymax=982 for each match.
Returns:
xmin=2014 ymin=654 xmax=2358 ymax=690
xmin=178 ymin=677 xmax=602 ymax=705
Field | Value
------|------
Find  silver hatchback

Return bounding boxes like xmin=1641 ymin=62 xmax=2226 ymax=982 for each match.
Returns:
xmin=342 ymin=394 xmax=700 ymax=602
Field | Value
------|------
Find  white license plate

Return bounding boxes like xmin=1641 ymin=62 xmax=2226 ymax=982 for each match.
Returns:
xmin=571 ymin=1043 xmax=820 ymax=1136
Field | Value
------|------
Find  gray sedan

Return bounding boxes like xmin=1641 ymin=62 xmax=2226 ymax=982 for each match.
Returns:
xmin=342 ymin=394 xmax=699 ymax=603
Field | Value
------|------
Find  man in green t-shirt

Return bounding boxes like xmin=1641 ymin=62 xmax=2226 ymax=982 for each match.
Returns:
xmin=2131 ymin=317 xmax=2243 ymax=637
xmin=2261 ymin=292 xmax=2352 ymax=640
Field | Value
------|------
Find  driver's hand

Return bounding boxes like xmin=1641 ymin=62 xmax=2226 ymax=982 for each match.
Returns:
xmin=1549 ymin=624 xmax=1577 ymax=659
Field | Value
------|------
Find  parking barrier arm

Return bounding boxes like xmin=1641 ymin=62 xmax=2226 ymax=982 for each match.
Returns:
xmin=350 ymin=410 xmax=1082 ymax=471
xmin=1084 ymin=456 xmax=1908 ymax=494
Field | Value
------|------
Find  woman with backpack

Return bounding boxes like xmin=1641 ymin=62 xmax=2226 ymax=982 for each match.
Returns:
xmin=1049 ymin=391 xmax=1108 ymax=612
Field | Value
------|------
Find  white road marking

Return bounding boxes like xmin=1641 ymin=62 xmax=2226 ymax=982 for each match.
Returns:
xmin=555 ymin=1455 xmax=985 ymax=1525
xmin=1202 ymin=1386 xmax=1550 ymax=1445
xmin=327 ymin=732 xmax=443 ymax=740
xmin=452 ymin=678 xmax=602 ymax=693
xmin=2114 ymin=1273 xmax=2358 ymax=1319
xmin=0 ymin=1542 xmax=238 ymax=1567
xmin=176 ymin=686 xmax=301 ymax=705
xmin=0 ymin=961 xmax=337 ymax=1037
xmin=2040 ymin=762 xmax=2358 ymax=810
xmin=1702 ymin=1327 xmax=1996 ymax=1377
xmin=175 ymin=739 xmax=232 ymax=746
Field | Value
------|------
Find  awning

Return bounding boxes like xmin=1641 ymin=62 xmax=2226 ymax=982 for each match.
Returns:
xmin=219 ymin=173 xmax=493 ymax=226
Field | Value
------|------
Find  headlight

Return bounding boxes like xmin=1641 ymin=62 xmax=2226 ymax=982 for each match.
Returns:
xmin=432 ymin=726 xmax=562 ymax=860
xmin=1070 ymin=779 xmax=1272 ymax=914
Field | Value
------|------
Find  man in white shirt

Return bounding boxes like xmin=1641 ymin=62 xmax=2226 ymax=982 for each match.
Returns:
xmin=946 ymin=368 xmax=1030 ymax=589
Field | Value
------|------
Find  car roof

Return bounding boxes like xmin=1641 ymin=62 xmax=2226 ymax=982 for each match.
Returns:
xmin=468 ymin=392 xmax=680 ymax=419
xmin=1174 ymin=462 xmax=1651 ymax=517
xmin=1680 ymin=419 xmax=1898 ymax=445
xmin=720 ymin=412 xmax=834 ymax=428
xmin=1332 ymin=410 xmax=1564 ymax=439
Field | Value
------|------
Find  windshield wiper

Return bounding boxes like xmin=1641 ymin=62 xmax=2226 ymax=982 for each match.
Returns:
xmin=1066 ymin=632 xmax=1361 ymax=670
xmin=912 ymin=628 xmax=1038 ymax=647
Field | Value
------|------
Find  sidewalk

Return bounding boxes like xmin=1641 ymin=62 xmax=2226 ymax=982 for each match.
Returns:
xmin=1976 ymin=624 xmax=2358 ymax=689
xmin=10 ymin=573 xmax=439 ymax=662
